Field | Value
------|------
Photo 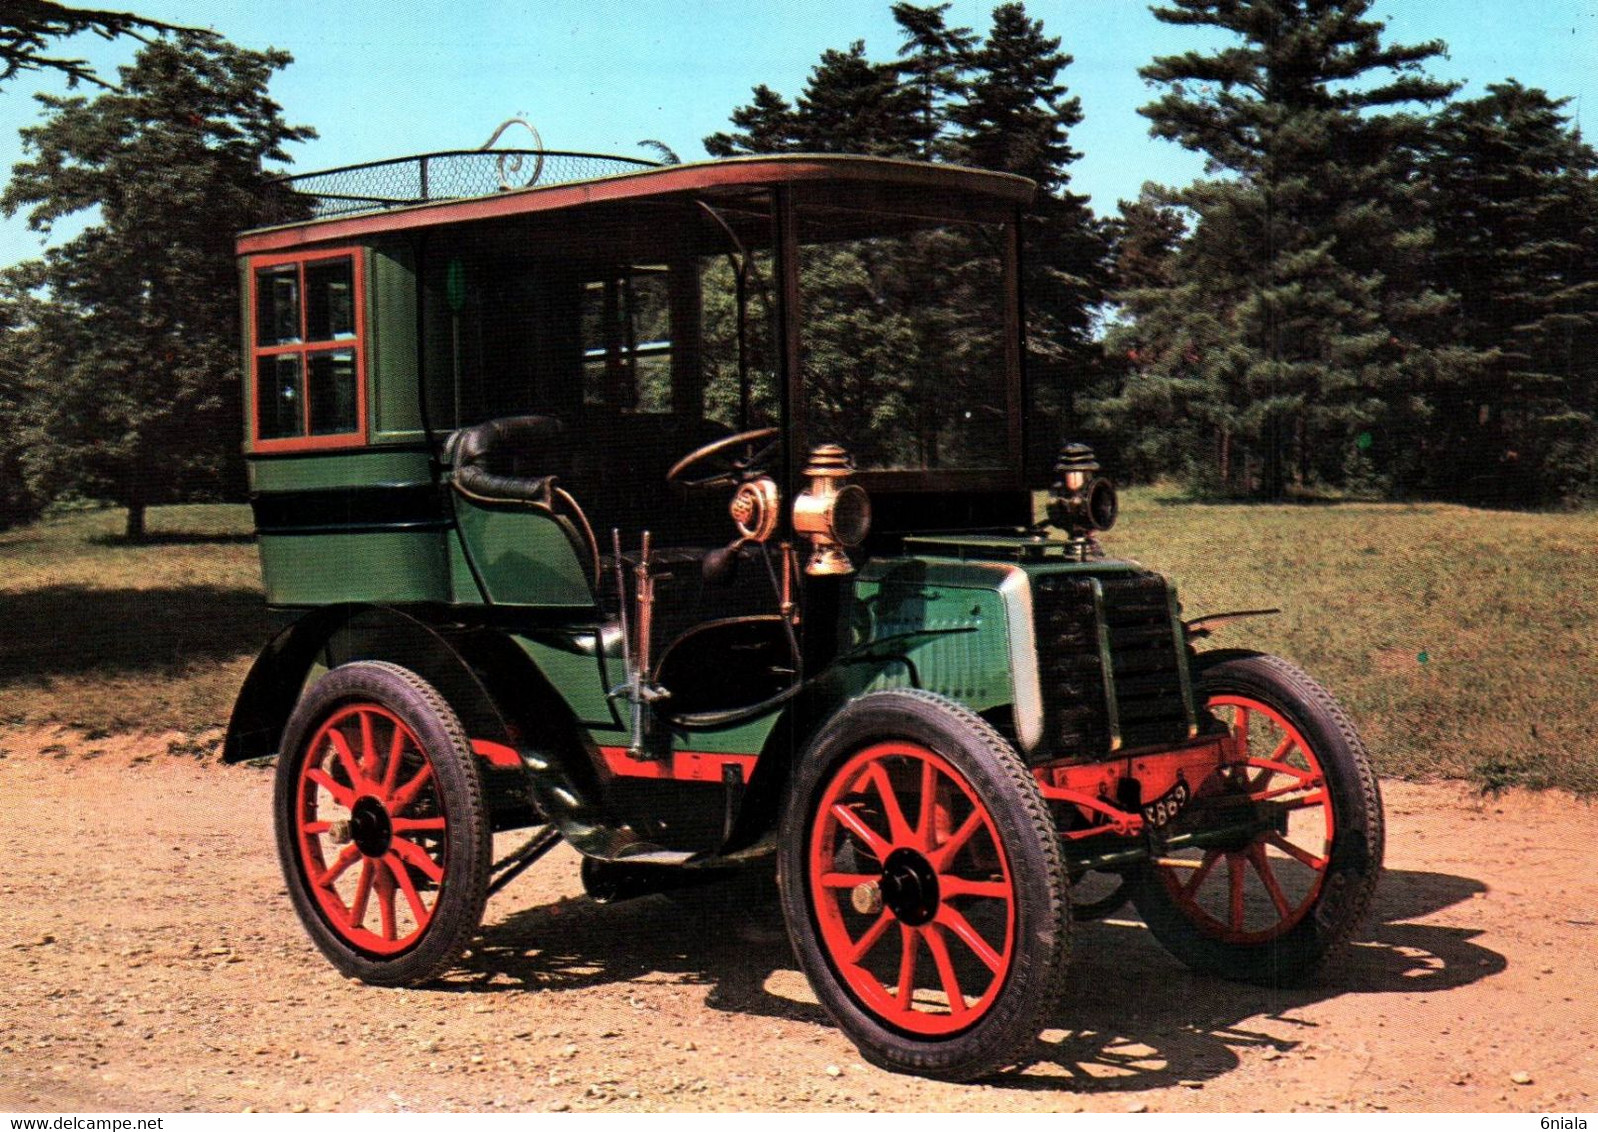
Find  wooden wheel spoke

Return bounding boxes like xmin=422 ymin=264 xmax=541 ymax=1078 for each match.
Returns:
xmin=1266 ymin=831 xmax=1327 ymax=871
xmin=373 ymin=861 xmax=397 ymax=941
xmin=390 ymin=816 xmax=446 ymax=834
xmin=935 ymin=904 xmax=1003 ymax=974
xmin=938 ymin=875 xmax=1010 ymax=900
xmin=1181 ymin=849 xmax=1221 ymax=897
xmin=1245 ymin=757 xmax=1317 ymax=784
xmin=845 ymin=908 xmax=894 ymax=965
xmin=820 ymin=871 xmax=878 ymax=890
xmin=1227 ymin=854 xmax=1246 ymax=931
xmin=315 ymin=843 xmax=361 ymax=890
xmin=347 ymin=859 xmax=374 ymax=929
xmin=922 ymin=925 xmax=968 ymax=1015
xmin=381 ymin=720 xmax=406 ymax=796
xmin=301 ymin=820 xmax=332 ymax=836
xmin=928 ymin=809 xmax=984 ymax=872
xmin=390 ymin=835 xmax=444 ymax=884
xmin=305 ymin=767 xmax=353 ymax=809
xmin=358 ymin=710 xmax=380 ymax=779
xmin=831 ymin=802 xmax=891 ymax=860
xmin=386 ymin=851 xmax=431 ymax=927
xmin=326 ymin=729 xmax=365 ymax=791
xmin=894 ymin=924 xmax=919 ymax=1007
xmin=1247 ymin=779 xmax=1321 ymax=805
xmin=1249 ymin=844 xmax=1293 ymax=919
xmin=915 ymin=759 xmax=939 ymax=852
xmin=864 ymin=763 xmax=916 ymax=847
xmin=389 ymin=762 xmax=434 ymax=813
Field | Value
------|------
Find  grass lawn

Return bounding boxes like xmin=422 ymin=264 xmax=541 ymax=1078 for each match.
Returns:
xmin=1102 ymin=487 xmax=1598 ymax=793
xmin=1 ymin=495 xmax=1593 ymax=793
xmin=0 ymin=504 xmax=265 ymax=737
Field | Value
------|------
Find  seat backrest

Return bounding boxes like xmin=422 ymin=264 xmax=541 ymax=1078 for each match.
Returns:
xmin=445 ymin=415 xmax=568 ymax=504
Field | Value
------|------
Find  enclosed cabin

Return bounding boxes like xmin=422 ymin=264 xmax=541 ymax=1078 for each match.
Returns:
xmin=238 ymin=151 xmax=1038 ymax=617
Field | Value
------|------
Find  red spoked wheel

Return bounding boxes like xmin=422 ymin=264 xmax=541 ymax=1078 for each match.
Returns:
xmin=295 ymin=703 xmax=447 ymax=954
xmin=809 ymin=741 xmax=1016 ymax=1036
xmin=1132 ymin=652 xmax=1383 ymax=985
xmin=1154 ymin=693 xmax=1333 ymax=944
xmin=275 ymin=662 xmax=490 ymax=986
xmin=780 ymin=690 xmax=1071 ymax=1081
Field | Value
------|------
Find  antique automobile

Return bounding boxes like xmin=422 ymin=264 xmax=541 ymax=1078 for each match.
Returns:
xmin=225 ymin=141 xmax=1384 ymax=1081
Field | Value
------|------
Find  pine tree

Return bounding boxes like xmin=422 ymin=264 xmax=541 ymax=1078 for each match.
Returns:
xmin=950 ymin=3 xmax=1081 ymax=193
xmin=890 ymin=2 xmax=975 ymax=160
xmin=1091 ymin=193 xmax=1224 ymax=483
xmin=792 ymin=41 xmax=919 ymax=156
xmin=1128 ymin=0 xmax=1459 ymax=498
xmin=706 ymin=44 xmax=915 ymax=158
xmin=699 ymin=4 xmax=1109 ymax=477
xmin=1424 ymin=82 xmax=1598 ymax=503
xmin=1 ymin=1 xmax=193 ymax=90
xmin=703 ymin=84 xmax=802 ymax=157
xmin=2 ymin=35 xmax=313 ymax=539
xmin=952 ymin=3 xmax=1109 ymax=473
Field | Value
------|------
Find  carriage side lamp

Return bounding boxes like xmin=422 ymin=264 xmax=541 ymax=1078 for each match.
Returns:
xmin=793 ymin=444 xmax=872 ymax=576
xmin=1047 ymin=442 xmax=1118 ymax=558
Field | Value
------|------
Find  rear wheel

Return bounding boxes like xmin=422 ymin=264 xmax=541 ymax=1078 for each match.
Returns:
xmin=780 ymin=690 xmax=1071 ymax=1081
xmin=1130 ymin=652 xmax=1383 ymax=985
xmin=274 ymin=661 xmax=491 ymax=986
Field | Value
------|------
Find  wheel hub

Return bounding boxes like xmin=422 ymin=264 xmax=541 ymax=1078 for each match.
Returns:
xmin=348 ymin=795 xmax=393 ymax=858
xmin=878 ymin=848 xmax=940 ymax=926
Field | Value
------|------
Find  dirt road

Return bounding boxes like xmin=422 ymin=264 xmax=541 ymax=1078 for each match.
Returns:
xmin=1 ymin=729 xmax=1594 ymax=1113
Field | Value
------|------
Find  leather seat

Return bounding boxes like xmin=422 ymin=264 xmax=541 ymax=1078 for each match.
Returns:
xmin=445 ymin=415 xmax=567 ymax=504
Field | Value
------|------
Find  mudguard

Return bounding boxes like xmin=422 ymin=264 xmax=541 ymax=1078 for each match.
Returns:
xmin=224 ymin=603 xmax=772 ymax=864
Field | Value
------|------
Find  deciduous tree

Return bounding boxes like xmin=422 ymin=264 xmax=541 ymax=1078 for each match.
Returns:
xmin=2 ymin=34 xmax=313 ymax=539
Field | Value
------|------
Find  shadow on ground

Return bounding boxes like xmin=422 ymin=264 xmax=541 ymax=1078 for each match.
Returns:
xmin=453 ymin=865 xmax=1500 ymax=1089
xmin=0 ymin=584 xmax=268 ymax=681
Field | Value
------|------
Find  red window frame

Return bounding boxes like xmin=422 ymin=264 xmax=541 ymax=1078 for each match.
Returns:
xmin=249 ymin=246 xmax=367 ymax=453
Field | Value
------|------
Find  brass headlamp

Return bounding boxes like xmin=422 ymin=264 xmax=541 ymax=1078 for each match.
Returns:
xmin=793 ymin=444 xmax=871 ymax=576
xmin=1047 ymin=442 xmax=1117 ymax=548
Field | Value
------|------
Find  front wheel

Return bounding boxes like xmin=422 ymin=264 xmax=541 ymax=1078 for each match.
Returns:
xmin=274 ymin=661 xmax=491 ymax=986
xmin=779 ymin=690 xmax=1072 ymax=1081
xmin=1130 ymin=651 xmax=1383 ymax=985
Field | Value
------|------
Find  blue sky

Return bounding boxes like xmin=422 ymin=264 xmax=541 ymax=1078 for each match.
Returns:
xmin=3 ymin=0 xmax=1597 ymax=266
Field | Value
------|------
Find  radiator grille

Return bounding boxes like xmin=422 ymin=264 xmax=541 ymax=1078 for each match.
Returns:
xmin=1032 ymin=571 xmax=1194 ymax=758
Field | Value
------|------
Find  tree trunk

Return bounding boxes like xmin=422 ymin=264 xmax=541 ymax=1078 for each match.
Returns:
xmin=125 ymin=501 xmax=146 ymax=542
xmin=1296 ymin=411 xmax=1309 ymax=489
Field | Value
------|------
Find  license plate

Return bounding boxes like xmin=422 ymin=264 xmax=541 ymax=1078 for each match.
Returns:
xmin=1142 ymin=779 xmax=1191 ymax=828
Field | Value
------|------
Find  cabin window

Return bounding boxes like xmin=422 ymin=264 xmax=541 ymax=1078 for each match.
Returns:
xmin=251 ymin=250 xmax=364 ymax=449
xmin=796 ymin=207 xmax=1011 ymax=473
xmin=581 ymin=268 xmax=674 ymax=413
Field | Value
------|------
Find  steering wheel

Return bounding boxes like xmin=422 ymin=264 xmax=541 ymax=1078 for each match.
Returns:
xmin=665 ymin=427 xmax=780 ymax=492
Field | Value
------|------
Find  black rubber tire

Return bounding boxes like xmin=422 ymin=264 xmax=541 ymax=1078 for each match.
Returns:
xmin=274 ymin=661 xmax=491 ymax=986
xmin=1129 ymin=651 xmax=1383 ymax=986
xmin=778 ymin=689 xmax=1072 ymax=1081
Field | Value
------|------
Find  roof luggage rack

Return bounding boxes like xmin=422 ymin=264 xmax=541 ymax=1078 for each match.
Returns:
xmin=265 ymin=148 xmax=660 ymax=222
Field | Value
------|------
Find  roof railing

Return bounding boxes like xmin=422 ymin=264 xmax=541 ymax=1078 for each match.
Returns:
xmin=264 ymin=148 xmax=661 ymax=222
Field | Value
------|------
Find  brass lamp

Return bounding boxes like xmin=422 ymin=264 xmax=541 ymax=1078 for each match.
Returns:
xmin=793 ymin=444 xmax=871 ymax=576
xmin=1047 ymin=442 xmax=1117 ymax=549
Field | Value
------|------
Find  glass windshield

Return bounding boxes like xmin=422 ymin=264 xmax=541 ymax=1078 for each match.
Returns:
xmin=798 ymin=206 xmax=1012 ymax=473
